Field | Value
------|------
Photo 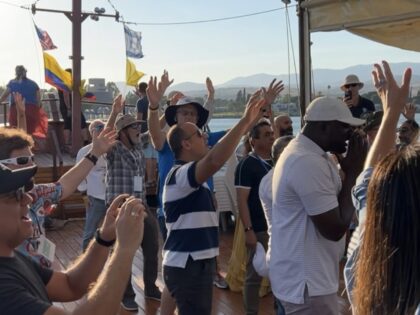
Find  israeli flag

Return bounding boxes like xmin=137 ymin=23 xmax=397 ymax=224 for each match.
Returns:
xmin=124 ymin=25 xmax=144 ymax=59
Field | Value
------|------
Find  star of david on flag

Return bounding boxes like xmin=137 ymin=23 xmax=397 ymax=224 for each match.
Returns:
xmin=34 ymin=24 xmax=57 ymax=51
xmin=124 ymin=25 xmax=144 ymax=59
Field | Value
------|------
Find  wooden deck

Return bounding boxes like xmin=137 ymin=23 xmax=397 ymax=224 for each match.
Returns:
xmin=48 ymin=220 xmax=352 ymax=315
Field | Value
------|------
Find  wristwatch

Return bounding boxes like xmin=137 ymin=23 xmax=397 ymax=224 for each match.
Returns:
xmin=94 ymin=229 xmax=115 ymax=247
xmin=84 ymin=152 xmax=98 ymax=165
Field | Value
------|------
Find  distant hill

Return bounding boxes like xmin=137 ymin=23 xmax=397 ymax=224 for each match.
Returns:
xmin=113 ymin=62 xmax=420 ymax=100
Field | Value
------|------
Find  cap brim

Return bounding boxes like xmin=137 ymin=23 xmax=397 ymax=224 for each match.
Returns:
xmin=338 ymin=117 xmax=365 ymax=126
xmin=0 ymin=164 xmax=37 ymax=194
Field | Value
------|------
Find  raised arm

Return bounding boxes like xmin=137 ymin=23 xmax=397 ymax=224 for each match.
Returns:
xmin=263 ymin=79 xmax=284 ymax=139
xmin=365 ymin=61 xmax=412 ymax=168
xmin=194 ymin=90 xmax=265 ymax=184
xmin=14 ymin=92 xmax=27 ymax=132
xmin=146 ymin=71 xmax=173 ymax=150
xmin=105 ymin=94 xmax=124 ymax=130
xmin=58 ymin=127 xmax=116 ymax=200
xmin=44 ymin=195 xmax=145 ymax=315
xmin=203 ymin=77 xmax=215 ymax=125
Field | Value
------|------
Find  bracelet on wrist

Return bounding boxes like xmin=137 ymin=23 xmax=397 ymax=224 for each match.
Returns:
xmin=148 ymin=106 xmax=159 ymax=111
xmin=94 ymin=229 xmax=115 ymax=247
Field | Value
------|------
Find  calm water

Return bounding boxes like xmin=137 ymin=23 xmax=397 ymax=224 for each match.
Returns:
xmin=209 ymin=114 xmax=420 ymax=133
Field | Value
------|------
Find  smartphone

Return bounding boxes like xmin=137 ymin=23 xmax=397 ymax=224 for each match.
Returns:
xmin=344 ymin=90 xmax=352 ymax=100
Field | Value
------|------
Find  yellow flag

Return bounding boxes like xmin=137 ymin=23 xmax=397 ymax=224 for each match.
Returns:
xmin=43 ymin=52 xmax=72 ymax=92
xmin=126 ymin=58 xmax=144 ymax=86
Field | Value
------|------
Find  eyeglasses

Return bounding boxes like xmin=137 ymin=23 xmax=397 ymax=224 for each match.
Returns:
xmin=0 ymin=187 xmax=25 ymax=202
xmin=398 ymin=127 xmax=410 ymax=133
xmin=0 ymin=156 xmax=34 ymax=166
xmin=177 ymin=109 xmax=198 ymax=117
xmin=344 ymin=83 xmax=359 ymax=88
xmin=185 ymin=129 xmax=205 ymax=141
xmin=128 ymin=123 xmax=142 ymax=130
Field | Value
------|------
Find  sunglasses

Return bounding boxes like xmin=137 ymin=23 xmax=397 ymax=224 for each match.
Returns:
xmin=128 ymin=123 xmax=142 ymax=130
xmin=344 ymin=83 xmax=359 ymax=88
xmin=185 ymin=129 xmax=205 ymax=141
xmin=0 ymin=155 xmax=34 ymax=166
xmin=0 ymin=187 xmax=25 ymax=202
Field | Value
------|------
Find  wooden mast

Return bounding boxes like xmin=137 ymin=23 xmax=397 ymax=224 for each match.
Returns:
xmin=32 ymin=2 xmax=119 ymax=154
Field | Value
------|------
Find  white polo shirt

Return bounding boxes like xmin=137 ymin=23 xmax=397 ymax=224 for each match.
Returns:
xmin=270 ymin=133 xmax=345 ymax=304
xmin=76 ymin=144 xmax=106 ymax=200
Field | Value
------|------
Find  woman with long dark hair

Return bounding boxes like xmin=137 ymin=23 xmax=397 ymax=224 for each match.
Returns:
xmin=350 ymin=61 xmax=419 ymax=314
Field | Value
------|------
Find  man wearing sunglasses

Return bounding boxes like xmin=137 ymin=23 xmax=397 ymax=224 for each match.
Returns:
xmin=76 ymin=119 xmax=107 ymax=251
xmin=161 ymin=89 xmax=266 ymax=315
xmin=341 ymin=74 xmax=375 ymax=118
xmin=0 ymin=126 xmax=116 ymax=269
xmin=105 ymin=95 xmax=161 ymax=311
xmin=0 ymin=162 xmax=148 ymax=315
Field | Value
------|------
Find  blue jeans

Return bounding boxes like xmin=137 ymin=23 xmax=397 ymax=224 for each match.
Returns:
xmin=82 ymin=196 xmax=107 ymax=251
xmin=274 ymin=297 xmax=286 ymax=315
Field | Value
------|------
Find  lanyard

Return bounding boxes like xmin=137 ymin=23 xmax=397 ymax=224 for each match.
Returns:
xmin=128 ymin=149 xmax=141 ymax=175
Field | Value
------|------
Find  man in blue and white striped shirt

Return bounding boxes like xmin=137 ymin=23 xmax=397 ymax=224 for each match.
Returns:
xmin=162 ymin=90 xmax=267 ymax=315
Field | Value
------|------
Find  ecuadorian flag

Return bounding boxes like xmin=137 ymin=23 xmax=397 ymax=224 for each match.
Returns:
xmin=43 ymin=52 xmax=72 ymax=92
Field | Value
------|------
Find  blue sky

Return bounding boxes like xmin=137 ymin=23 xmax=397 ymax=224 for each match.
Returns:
xmin=1 ymin=0 xmax=420 ymax=90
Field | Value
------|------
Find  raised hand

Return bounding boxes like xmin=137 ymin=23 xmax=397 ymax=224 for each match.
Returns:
xmin=13 ymin=92 xmax=25 ymax=113
xmin=402 ymin=102 xmax=416 ymax=120
xmin=206 ymin=77 xmax=215 ymax=96
xmin=262 ymin=79 xmax=284 ymax=105
xmin=372 ymin=60 xmax=411 ymax=115
xmin=115 ymin=196 xmax=145 ymax=251
xmin=111 ymin=94 xmax=125 ymax=114
xmin=242 ymin=89 xmax=266 ymax=125
xmin=99 ymin=194 xmax=130 ymax=241
xmin=158 ymin=70 xmax=174 ymax=95
xmin=147 ymin=70 xmax=174 ymax=107
xmin=91 ymin=127 xmax=117 ymax=156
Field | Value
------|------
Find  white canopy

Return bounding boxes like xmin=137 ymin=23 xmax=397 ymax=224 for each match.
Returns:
xmin=302 ymin=0 xmax=420 ymax=52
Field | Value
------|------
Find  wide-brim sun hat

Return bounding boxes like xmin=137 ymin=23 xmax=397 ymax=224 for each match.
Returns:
xmin=115 ymin=114 xmax=145 ymax=133
xmin=304 ymin=96 xmax=365 ymax=126
xmin=165 ymin=96 xmax=209 ymax=128
xmin=0 ymin=164 xmax=37 ymax=194
xmin=340 ymin=74 xmax=364 ymax=91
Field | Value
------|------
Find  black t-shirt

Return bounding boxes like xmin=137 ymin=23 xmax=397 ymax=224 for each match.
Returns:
xmin=136 ymin=96 xmax=149 ymax=133
xmin=350 ymin=96 xmax=375 ymax=118
xmin=234 ymin=153 xmax=273 ymax=232
xmin=0 ymin=251 xmax=53 ymax=315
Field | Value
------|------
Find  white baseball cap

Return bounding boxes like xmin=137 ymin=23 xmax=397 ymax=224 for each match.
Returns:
xmin=304 ymin=97 xmax=365 ymax=126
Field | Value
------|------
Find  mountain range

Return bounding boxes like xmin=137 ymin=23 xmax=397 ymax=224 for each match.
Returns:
xmin=115 ymin=62 xmax=420 ymax=100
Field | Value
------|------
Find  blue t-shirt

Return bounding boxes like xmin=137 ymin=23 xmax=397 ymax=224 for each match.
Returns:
xmin=156 ymin=130 xmax=226 ymax=216
xmin=136 ymin=96 xmax=149 ymax=133
xmin=7 ymin=78 xmax=39 ymax=105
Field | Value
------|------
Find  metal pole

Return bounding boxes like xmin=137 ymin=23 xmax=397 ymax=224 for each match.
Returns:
xmin=71 ymin=0 xmax=82 ymax=154
xmin=297 ymin=0 xmax=311 ymax=127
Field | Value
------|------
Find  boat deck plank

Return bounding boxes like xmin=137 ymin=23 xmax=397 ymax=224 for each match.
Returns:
xmin=48 ymin=220 xmax=351 ymax=315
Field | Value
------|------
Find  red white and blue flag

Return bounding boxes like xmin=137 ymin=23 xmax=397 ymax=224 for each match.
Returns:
xmin=35 ymin=24 xmax=57 ymax=51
